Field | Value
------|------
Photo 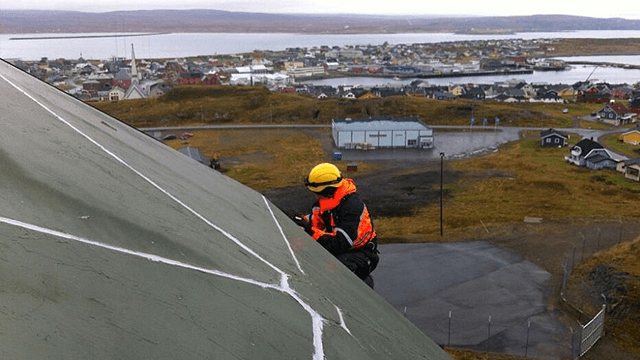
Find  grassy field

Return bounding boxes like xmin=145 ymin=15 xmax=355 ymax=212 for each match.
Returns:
xmin=374 ymin=132 xmax=640 ymax=241
xmin=546 ymin=38 xmax=640 ymax=56
xmin=163 ymin=128 xmax=377 ymax=191
xmin=93 ymin=85 xmax=606 ymax=128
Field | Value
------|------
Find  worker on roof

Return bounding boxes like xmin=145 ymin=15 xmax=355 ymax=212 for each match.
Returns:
xmin=292 ymin=163 xmax=379 ymax=288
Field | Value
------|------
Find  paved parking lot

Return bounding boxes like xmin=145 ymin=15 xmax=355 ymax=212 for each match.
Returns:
xmin=375 ymin=241 xmax=572 ymax=359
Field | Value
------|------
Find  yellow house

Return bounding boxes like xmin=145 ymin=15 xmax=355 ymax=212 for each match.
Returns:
xmin=619 ymin=129 xmax=640 ymax=145
xmin=450 ymin=86 xmax=465 ymax=97
xmin=557 ymin=87 xmax=575 ymax=98
xmin=284 ymin=61 xmax=304 ymax=71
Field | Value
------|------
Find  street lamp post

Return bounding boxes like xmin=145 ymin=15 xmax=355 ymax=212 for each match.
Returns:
xmin=440 ymin=152 xmax=445 ymax=237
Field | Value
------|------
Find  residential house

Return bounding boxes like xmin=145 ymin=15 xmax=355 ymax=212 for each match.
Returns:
xmin=616 ymin=158 xmax=640 ymax=182
xmin=553 ymin=84 xmax=575 ymax=98
xmin=433 ymin=91 xmax=456 ymax=100
xmin=109 ymin=86 xmax=126 ymax=101
xmin=535 ymin=89 xmax=563 ymax=103
xmin=597 ymin=102 xmax=636 ymax=126
xmin=202 ymin=72 xmax=222 ymax=86
xmin=565 ymin=138 xmax=616 ymax=170
xmin=626 ymin=163 xmax=640 ymax=182
xmin=450 ymin=85 xmax=465 ymax=97
xmin=373 ymin=87 xmax=405 ymax=98
xmin=112 ymin=69 xmax=132 ymax=90
xmin=628 ymin=98 xmax=640 ymax=114
xmin=461 ymin=87 xmax=486 ymax=100
xmin=611 ymin=86 xmax=634 ymax=99
xmin=540 ymin=128 xmax=568 ymax=147
xmin=142 ymin=81 xmax=174 ymax=98
xmin=177 ymin=72 xmax=204 ymax=85
xmin=494 ymin=93 xmax=525 ymax=102
xmin=515 ymin=82 xmax=536 ymax=98
xmin=578 ymin=84 xmax=611 ymax=103
xmin=283 ymin=61 xmax=304 ymax=71
xmin=82 ymin=79 xmax=101 ymax=94
xmin=619 ymin=129 xmax=640 ymax=145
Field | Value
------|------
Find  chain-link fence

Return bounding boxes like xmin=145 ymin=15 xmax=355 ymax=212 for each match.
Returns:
xmin=560 ymin=228 xmax=615 ymax=358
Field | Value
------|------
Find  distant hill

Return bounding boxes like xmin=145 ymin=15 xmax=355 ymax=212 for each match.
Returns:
xmin=2 ymin=10 xmax=640 ymax=34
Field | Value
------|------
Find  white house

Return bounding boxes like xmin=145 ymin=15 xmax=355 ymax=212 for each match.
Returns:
xmin=565 ymin=138 xmax=617 ymax=170
xmin=109 ymin=86 xmax=126 ymax=101
xmin=332 ymin=117 xmax=434 ymax=149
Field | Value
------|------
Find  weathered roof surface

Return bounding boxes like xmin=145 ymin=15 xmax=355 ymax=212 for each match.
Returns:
xmin=0 ymin=60 xmax=450 ymax=360
xmin=540 ymin=128 xmax=568 ymax=138
xmin=574 ymin=138 xmax=604 ymax=154
xmin=333 ymin=117 xmax=431 ymax=132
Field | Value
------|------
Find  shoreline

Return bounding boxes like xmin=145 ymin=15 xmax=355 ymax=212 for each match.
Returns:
xmin=9 ymin=32 xmax=169 ymax=40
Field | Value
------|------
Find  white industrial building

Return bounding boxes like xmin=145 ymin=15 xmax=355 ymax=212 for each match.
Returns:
xmin=332 ymin=117 xmax=434 ymax=149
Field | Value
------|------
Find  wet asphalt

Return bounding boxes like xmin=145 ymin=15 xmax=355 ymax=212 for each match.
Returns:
xmin=374 ymin=241 xmax=573 ymax=359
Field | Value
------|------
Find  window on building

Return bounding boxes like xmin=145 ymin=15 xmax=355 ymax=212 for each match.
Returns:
xmin=408 ymin=139 xmax=417 ymax=146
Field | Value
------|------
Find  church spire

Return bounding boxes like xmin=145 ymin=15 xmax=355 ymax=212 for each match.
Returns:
xmin=130 ymin=43 xmax=140 ymax=83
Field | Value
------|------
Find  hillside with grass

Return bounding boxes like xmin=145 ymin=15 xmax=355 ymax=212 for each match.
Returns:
xmin=92 ymin=85 xmax=607 ymax=128
xmin=565 ymin=235 xmax=640 ymax=356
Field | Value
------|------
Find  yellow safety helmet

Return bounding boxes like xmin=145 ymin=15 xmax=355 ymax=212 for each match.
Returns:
xmin=304 ymin=163 xmax=344 ymax=193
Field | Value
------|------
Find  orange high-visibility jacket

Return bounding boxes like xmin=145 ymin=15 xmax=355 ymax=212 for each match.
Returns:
xmin=304 ymin=179 xmax=376 ymax=256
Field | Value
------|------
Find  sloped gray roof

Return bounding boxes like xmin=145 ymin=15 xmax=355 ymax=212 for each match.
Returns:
xmin=540 ymin=128 xmax=568 ymax=139
xmin=0 ymin=60 xmax=450 ymax=360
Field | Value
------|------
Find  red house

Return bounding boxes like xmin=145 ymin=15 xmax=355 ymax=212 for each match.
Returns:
xmin=177 ymin=72 xmax=203 ymax=85
xmin=202 ymin=72 xmax=221 ymax=86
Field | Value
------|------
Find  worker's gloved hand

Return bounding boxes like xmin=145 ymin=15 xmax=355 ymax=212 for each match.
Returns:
xmin=290 ymin=215 xmax=314 ymax=236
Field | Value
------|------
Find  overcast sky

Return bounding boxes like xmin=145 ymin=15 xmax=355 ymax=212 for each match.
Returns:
xmin=4 ymin=0 xmax=640 ymax=19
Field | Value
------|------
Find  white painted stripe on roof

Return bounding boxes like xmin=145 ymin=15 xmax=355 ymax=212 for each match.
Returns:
xmin=335 ymin=305 xmax=352 ymax=336
xmin=263 ymin=195 xmax=304 ymax=274
xmin=0 ymin=215 xmax=277 ymax=289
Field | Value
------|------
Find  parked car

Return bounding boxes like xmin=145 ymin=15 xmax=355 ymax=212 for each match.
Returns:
xmin=180 ymin=132 xmax=194 ymax=140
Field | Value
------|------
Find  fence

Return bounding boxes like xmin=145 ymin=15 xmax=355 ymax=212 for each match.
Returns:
xmin=578 ymin=304 xmax=606 ymax=357
xmin=401 ymin=306 xmax=540 ymax=357
xmin=561 ymin=229 xmax=613 ymax=359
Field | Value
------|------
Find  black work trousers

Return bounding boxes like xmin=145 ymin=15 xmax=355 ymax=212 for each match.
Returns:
xmin=334 ymin=240 xmax=379 ymax=286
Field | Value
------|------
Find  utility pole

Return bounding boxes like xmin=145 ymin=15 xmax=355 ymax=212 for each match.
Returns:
xmin=440 ymin=152 xmax=445 ymax=237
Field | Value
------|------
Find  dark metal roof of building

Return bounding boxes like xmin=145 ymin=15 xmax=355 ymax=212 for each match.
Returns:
xmin=574 ymin=138 xmax=604 ymax=154
xmin=540 ymin=128 xmax=568 ymax=138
